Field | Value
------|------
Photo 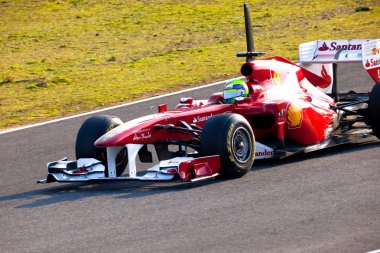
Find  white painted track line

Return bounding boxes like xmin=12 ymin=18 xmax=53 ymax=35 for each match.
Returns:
xmin=366 ymin=249 xmax=380 ymax=253
xmin=0 ymin=77 xmax=240 ymax=135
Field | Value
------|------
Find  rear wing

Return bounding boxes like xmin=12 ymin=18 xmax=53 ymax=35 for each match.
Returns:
xmin=299 ymin=39 xmax=380 ymax=83
xmin=299 ymin=39 xmax=367 ymax=63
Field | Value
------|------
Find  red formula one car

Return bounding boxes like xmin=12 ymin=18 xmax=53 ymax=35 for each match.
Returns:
xmin=38 ymin=4 xmax=380 ymax=184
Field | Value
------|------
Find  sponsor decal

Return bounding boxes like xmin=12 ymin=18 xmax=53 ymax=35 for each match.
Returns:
xmin=193 ymin=113 xmax=213 ymax=124
xmin=318 ymin=41 xmax=362 ymax=52
xmin=272 ymin=72 xmax=281 ymax=85
xmin=378 ymin=69 xmax=380 ymax=78
xmin=132 ymin=128 xmax=152 ymax=141
xmin=318 ymin=42 xmax=329 ymax=51
xmin=133 ymin=132 xmax=152 ymax=141
xmin=364 ymin=58 xmax=380 ymax=68
xmin=255 ymin=149 xmax=274 ymax=157
xmin=286 ymin=101 xmax=303 ymax=128
xmin=362 ymin=40 xmax=380 ymax=75
xmin=278 ymin=109 xmax=285 ymax=117
xmin=300 ymin=39 xmax=368 ymax=63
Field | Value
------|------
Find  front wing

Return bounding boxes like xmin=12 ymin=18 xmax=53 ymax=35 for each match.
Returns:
xmin=37 ymin=155 xmax=221 ymax=184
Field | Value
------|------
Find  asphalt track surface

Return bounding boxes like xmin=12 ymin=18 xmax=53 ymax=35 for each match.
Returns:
xmin=1 ymin=63 xmax=379 ymax=253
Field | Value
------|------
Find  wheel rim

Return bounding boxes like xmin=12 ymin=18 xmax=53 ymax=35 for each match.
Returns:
xmin=231 ymin=127 xmax=252 ymax=163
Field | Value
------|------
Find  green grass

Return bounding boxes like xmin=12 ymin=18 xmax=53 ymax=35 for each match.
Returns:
xmin=0 ymin=0 xmax=379 ymax=128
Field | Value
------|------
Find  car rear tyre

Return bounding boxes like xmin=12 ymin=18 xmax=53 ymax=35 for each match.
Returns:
xmin=200 ymin=113 xmax=255 ymax=178
xmin=75 ymin=115 xmax=128 ymax=176
xmin=368 ymin=83 xmax=380 ymax=139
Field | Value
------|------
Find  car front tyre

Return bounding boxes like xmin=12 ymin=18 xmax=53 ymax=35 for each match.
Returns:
xmin=200 ymin=113 xmax=255 ymax=178
xmin=75 ymin=115 xmax=128 ymax=177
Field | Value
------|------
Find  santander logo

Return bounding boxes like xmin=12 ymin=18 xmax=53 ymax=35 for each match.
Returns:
xmin=365 ymin=58 xmax=380 ymax=68
xmin=318 ymin=42 xmax=329 ymax=51
xmin=255 ymin=149 xmax=274 ymax=157
xmin=318 ymin=41 xmax=362 ymax=51
xmin=193 ymin=113 xmax=213 ymax=124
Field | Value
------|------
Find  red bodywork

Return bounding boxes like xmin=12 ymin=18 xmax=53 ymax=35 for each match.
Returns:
xmin=95 ymin=57 xmax=336 ymax=148
xmin=178 ymin=155 xmax=220 ymax=181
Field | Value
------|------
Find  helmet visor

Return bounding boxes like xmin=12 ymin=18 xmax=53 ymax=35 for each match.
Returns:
xmin=223 ymin=89 xmax=243 ymax=99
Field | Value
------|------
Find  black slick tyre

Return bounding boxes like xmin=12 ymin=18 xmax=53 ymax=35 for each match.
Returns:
xmin=368 ymin=83 xmax=380 ymax=139
xmin=75 ymin=115 xmax=128 ymax=176
xmin=200 ymin=113 xmax=255 ymax=178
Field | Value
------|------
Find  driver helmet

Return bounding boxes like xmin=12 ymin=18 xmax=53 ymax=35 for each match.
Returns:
xmin=223 ymin=79 xmax=249 ymax=104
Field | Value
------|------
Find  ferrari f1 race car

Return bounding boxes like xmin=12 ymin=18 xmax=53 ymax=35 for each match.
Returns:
xmin=38 ymin=4 xmax=380 ymax=184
